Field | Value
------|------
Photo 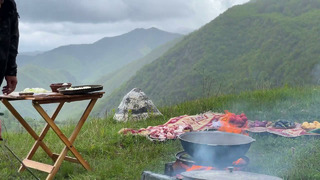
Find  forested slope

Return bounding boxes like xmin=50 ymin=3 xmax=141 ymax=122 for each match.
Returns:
xmin=99 ymin=0 xmax=320 ymax=114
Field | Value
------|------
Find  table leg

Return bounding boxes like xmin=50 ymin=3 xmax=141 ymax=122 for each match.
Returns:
xmin=1 ymin=99 xmax=55 ymax=159
xmin=19 ymin=102 xmax=65 ymax=172
xmin=33 ymin=99 xmax=98 ymax=180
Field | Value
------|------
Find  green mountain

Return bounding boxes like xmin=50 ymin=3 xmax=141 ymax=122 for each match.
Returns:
xmin=92 ymin=37 xmax=183 ymax=115
xmin=16 ymin=65 xmax=79 ymax=91
xmin=8 ymin=28 xmax=181 ymax=119
xmin=50 ymin=37 xmax=183 ymax=120
xmin=98 ymin=0 xmax=320 ymax=114
xmin=17 ymin=28 xmax=182 ymax=83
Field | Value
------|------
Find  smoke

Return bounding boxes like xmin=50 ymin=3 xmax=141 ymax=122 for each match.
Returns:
xmin=311 ymin=63 xmax=320 ymax=84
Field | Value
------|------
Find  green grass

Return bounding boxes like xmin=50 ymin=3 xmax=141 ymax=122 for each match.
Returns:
xmin=1 ymin=86 xmax=320 ymax=179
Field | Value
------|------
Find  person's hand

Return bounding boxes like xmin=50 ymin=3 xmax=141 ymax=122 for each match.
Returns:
xmin=2 ymin=76 xmax=18 ymax=95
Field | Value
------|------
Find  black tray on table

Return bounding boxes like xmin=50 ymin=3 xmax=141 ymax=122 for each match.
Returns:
xmin=58 ymin=85 xmax=103 ymax=95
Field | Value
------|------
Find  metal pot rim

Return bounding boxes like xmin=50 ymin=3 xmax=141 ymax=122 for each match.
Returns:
xmin=181 ymin=170 xmax=282 ymax=180
xmin=178 ymin=131 xmax=256 ymax=146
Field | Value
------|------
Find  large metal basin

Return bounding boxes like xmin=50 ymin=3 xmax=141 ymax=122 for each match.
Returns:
xmin=178 ymin=131 xmax=255 ymax=167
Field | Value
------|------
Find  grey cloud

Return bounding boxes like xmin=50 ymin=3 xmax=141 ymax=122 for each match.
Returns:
xmin=16 ymin=0 xmax=193 ymax=23
xmin=16 ymin=0 xmax=250 ymax=52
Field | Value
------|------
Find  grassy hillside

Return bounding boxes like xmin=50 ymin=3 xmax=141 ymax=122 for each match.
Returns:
xmin=100 ymin=0 xmax=320 ymax=113
xmin=1 ymin=86 xmax=320 ymax=179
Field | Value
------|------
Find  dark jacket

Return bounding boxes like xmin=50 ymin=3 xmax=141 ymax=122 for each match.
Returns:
xmin=0 ymin=0 xmax=19 ymax=86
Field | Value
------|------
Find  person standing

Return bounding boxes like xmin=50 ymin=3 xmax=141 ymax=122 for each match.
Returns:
xmin=0 ymin=0 xmax=19 ymax=94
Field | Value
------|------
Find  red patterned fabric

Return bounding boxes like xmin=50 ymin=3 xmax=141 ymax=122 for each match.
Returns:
xmin=247 ymin=121 xmax=320 ymax=137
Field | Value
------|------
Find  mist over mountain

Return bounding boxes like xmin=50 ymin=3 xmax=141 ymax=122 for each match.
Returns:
xmin=16 ymin=28 xmax=181 ymax=91
xmin=92 ymin=37 xmax=183 ymax=115
xmin=59 ymin=36 xmax=183 ymax=119
xmin=97 ymin=0 xmax=320 ymax=114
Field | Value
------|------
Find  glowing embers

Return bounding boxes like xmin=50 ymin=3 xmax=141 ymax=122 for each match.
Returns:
xmin=164 ymin=151 xmax=249 ymax=177
xmin=184 ymin=157 xmax=248 ymax=172
xmin=186 ymin=165 xmax=213 ymax=172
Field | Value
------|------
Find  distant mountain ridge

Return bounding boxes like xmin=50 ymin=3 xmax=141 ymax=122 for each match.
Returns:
xmin=98 ymin=0 xmax=320 ymax=114
xmin=16 ymin=28 xmax=181 ymax=91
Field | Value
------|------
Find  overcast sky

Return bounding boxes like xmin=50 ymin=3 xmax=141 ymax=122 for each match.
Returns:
xmin=15 ymin=0 xmax=249 ymax=53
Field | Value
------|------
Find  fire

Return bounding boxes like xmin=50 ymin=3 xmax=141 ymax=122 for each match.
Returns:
xmin=184 ymin=158 xmax=245 ymax=172
xmin=186 ymin=165 xmax=214 ymax=172
xmin=218 ymin=110 xmax=248 ymax=135
xmin=232 ymin=158 xmax=246 ymax=165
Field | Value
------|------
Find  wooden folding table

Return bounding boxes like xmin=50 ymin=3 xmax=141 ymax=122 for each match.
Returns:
xmin=0 ymin=92 xmax=104 ymax=180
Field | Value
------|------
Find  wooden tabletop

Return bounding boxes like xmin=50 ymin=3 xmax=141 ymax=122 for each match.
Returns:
xmin=0 ymin=92 xmax=105 ymax=104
